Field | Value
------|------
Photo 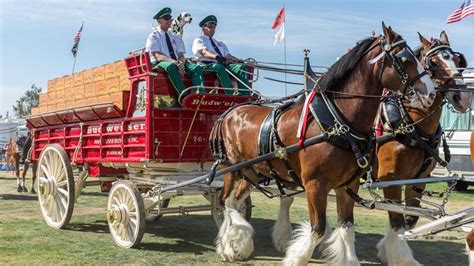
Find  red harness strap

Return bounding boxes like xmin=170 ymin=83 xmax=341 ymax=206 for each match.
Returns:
xmin=297 ymin=88 xmax=317 ymax=147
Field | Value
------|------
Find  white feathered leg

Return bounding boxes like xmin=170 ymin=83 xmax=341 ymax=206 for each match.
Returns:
xmin=376 ymin=227 xmax=420 ymax=266
xmin=216 ymin=189 xmax=254 ymax=261
xmin=272 ymin=196 xmax=294 ymax=253
xmin=283 ymin=221 xmax=326 ymax=266
xmin=323 ymin=222 xmax=359 ymax=265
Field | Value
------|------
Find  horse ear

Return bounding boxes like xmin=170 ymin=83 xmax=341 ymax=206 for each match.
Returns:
xmin=440 ymin=31 xmax=450 ymax=45
xmin=418 ymin=32 xmax=431 ymax=49
xmin=382 ymin=22 xmax=394 ymax=42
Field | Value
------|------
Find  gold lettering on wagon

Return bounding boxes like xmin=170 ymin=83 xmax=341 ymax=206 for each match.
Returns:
xmin=154 ymin=138 xmax=161 ymax=156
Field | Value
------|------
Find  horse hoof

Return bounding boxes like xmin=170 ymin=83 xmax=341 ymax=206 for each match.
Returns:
xmin=17 ymin=185 xmax=23 ymax=192
xmin=22 ymin=186 xmax=28 ymax=193
xmin=31 ymin=188 xmax=36 ymax=194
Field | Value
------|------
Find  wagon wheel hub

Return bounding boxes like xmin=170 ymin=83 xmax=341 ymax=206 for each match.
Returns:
xmin=38 ymin=177 xmax=56 ymax=196
xmin=107 ymin=205 xmax=128 ymax=225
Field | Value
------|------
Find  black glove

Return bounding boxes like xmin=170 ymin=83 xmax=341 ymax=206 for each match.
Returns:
xmin=215 ymin=55 xmax=227 ymax=64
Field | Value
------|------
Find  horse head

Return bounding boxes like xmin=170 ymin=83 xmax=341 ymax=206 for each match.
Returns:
xmin=378 ymin=22 xmax=436 ymax=110
xmin=418 ymin=31 xmax=470 ymax=112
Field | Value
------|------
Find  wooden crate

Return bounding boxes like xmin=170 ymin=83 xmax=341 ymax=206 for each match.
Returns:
xmin=116 ymin=61 xmax=129 ymax=77
xmin=105 ymin=63 xmax=117 ymax=79
xmin=84 ymin=83 xmax=96 ymax=98
xmin=119 ymin=78 xmax=131 ymax=91
xmin=56 ymin=102 xmax=66 ymax=110
xmin=73 ymin=73 xmax=83 ymax=87
xmin=64 ymin=76 xmax=73 ymax=88
xmin=31 ymin=107 xmax=39 ymax=116
xmin=47 ymin=91 xmax=56 ymax=103
xmin=110 ymin=91 xmax=129 ymax=110
xmin=94 ymin=66 xmax=105 ymax=81
xmin=39 ymin=94 xmax=48 ymax=105
xmin=55 ymin=80 xmax=65 ymax=92
xmin=47 ymin=79 xmax=56 ymax=92
xmin=106 ymin=77 xmax=119 ymax=94
xmin=47 ymin=104 xmax=57 ymax=112
xmin=75 ymin=98 xmax=87 ymax=107
xmin=97 ymin=94 xmax=110 ymax=104
xmin=83 ymin=69 xmax=94 ymax=84
xmin=55 ymin=89 xmax=66 ymax=104
xmin=95 ymin=80 xmax=107 ymax=96
xmin=74 ymin=85 xmax=85 ymax=100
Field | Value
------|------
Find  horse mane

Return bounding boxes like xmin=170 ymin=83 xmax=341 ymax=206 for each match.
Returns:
xmin=318 ymin=37 xmax=376 ymax=92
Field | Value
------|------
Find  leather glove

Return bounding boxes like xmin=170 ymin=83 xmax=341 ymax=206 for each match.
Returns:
xmin=215 ymin=55 xmax=227 ymax=64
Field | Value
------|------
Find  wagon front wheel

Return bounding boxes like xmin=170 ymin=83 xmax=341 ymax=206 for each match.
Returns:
xmin=107 ymin=181 xmax=146 ymax=248
xmin=37 ymin=144 xmax=75 ymax=229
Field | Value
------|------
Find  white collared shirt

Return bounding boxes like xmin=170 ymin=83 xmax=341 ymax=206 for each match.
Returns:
xmin=145 ymin=27 xmax=185 ymax=64
xmin=192 ymin=35 xmax=230 ymax=63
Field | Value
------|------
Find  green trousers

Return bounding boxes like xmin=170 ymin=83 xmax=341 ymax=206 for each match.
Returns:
xmin=201 ymin=63 xmax=250 ymax=96
xmin=155 ymin=61 xmax=205 ymax=95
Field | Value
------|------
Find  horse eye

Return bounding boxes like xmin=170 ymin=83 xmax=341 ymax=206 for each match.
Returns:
xmin=441 ymin=51 xmax=450 ymax=60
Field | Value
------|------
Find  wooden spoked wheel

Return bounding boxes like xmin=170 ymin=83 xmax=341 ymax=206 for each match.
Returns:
xmin=37 ymin=144 xmax=75 ymax=229
xmin=107 ymin=181 xmax=146 ymax=248
xmin=211 ymin=195 xmax=252 ymax=228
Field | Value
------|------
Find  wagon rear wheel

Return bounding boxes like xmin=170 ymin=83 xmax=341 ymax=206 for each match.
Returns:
xmin=211 ymin=195 xmax=252 ymax=228
xmin=107 ymin=181 xmax=146 ymax=248
xmin=37 ymin=144 xmax=75 ymax=229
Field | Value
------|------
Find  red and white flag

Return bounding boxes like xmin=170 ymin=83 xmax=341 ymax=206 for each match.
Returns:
xmin=446 ymin=0 xmax=474 ymax=24
xmin=71 ymin=22 xmax=84 ymax=57
xmin=272 ymin=7 xmax=285 ymax=46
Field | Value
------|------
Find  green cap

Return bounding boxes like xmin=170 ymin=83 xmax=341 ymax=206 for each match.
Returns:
xmin=199 ymin=15 xmax=217 ymax=27
xmin=153 ymin=7 xmax=172 ymax=19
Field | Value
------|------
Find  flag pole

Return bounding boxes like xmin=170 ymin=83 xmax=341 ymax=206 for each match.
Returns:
xmin=283 ymin=4 xmax=287 ymax=96
xmin=71 ymin=21 xmax=84 ymax=75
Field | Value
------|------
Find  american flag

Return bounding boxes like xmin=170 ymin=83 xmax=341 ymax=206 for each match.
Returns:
xmin=446 ymin=0 xmax=474 ymax=24
xmin=71 ymin=22 xmax=84 ymax=57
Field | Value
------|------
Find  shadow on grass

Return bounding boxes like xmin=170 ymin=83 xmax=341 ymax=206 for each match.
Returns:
xmin=0 ymin=193 xmax=37 ymax=201
xmin=66 ymin=220 xmax=109 ymax=234
xmin=79 ymin=191 xmax=108 ymax=197
xmin=59 ymin=214 xmax=467 ymax=264
xmin=0 ymin=176 xmax=17 ymax=181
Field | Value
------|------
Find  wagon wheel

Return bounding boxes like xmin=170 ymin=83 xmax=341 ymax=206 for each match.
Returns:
xmin=211 ymin=195 xmax=252 ymax=228
xmin=145 ymin=198 xmax=170 ymax=222
xmin=37 ymin=144 xmax=75 ymax=229
xmin=107 ymin=181 xmax=146 ymax=248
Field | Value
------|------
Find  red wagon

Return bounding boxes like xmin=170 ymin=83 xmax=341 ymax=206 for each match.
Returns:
xmin=27 ymin=52 xmax=255 ymax=248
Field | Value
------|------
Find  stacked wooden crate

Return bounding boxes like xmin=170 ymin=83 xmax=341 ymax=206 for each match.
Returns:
xmin=31 ymin=60 xmax=131 ymax=115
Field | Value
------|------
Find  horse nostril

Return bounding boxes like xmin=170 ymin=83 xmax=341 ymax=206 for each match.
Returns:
xmin=427 ymin=92 xmax=436 ymax=103
xmin=453 ymin=94 xmax=461 ymax=102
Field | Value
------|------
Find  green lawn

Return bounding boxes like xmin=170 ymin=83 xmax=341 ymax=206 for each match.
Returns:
xmin=0 ymin=172 xmax=470 ymax=265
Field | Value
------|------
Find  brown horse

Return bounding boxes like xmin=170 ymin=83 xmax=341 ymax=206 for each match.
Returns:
xmin=211 ymin=23 xmax=436 ymax=265
xmin=5 ymin=136 xmax=37 ymax=193
xmin=375 ymin=31 xmax=470 ymax=265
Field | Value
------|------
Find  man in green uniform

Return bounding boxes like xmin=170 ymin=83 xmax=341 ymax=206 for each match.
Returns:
xmin=145 ymin=7 xmax=205 ymax=98
xmin=192 ymin=15 xmax=251 ymax=96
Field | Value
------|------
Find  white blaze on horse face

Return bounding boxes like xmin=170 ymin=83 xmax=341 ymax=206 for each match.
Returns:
xmin=416 ymin=58 xmax=436 ymax=96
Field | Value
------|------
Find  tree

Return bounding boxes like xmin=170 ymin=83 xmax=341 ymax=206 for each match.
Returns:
xmin=12 ymin=84 xmax=42 ymax=117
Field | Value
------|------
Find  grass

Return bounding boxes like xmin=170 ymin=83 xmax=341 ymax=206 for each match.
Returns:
xmin=0 ymin=172 xmax=470 ymax=265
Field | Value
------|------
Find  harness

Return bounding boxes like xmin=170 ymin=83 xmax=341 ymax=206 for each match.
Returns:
xmin=377 ymin=96 xmax=450 ymax=174
xmin=209 ymin=34 xmax=431 ymax=200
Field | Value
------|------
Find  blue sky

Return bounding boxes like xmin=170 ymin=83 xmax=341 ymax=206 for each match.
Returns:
xmin=0 ymin=0 xmax=473 ymax=116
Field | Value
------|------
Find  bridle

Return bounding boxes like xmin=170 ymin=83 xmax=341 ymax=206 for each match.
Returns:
xmin=423 ymin=41 xmax=467 ymax=73
xmin=375 ymin=35 xmax=431 ymax=100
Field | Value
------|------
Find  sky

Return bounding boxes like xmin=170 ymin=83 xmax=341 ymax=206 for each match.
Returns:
xmin=0 ymin=0 xmax=473 ymax=116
